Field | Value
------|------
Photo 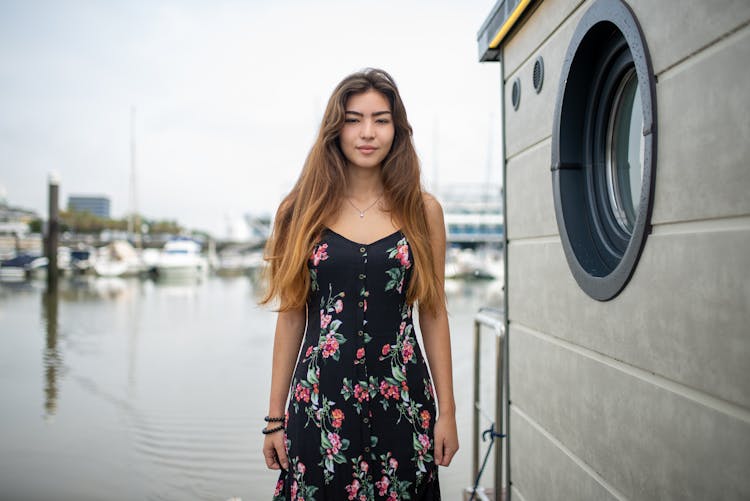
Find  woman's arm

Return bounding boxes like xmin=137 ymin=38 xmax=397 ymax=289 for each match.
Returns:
xmin=263 ymin=307 xmax=306 ymax=471
xmin=419 ymin=193 xmax=459 ymax=467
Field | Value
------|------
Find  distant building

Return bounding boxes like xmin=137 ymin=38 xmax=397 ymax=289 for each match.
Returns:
xmin=68 ymin=195 xmax=110 ymax=219
xmin=0 ymin=195 xmax=40 ymax=256
xmin=0 ymin=195 xmax=38 ymax=235
xmin=438 ymin=183 xmax=504 ymax=246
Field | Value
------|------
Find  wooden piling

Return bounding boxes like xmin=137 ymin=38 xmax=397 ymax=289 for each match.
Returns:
xmin=46 ymin=174 xmax=59 ymax=291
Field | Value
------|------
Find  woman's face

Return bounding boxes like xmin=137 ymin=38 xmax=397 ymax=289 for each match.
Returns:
xmin=339 ymin=89 xmax=395 ymax=171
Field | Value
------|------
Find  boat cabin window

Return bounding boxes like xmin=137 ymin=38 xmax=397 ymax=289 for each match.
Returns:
xmin=551 ymin=0 xmax=657 ymax=301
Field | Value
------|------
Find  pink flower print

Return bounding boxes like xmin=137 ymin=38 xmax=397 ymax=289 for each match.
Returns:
xmin=376 ymin=476 xmax=390 ymax=496
xmin=360 ymin=460 xmax=369 ymax=473
xmin=305 ymin=345 xmax=313 ymax=357
xmin=328 ymin=432 xmax=342 ymax=455
xmin=297 ymin=462 xmax=306 ymax=474
xmin=379 ymin=380 xmax=389 ymax=396
xmin=380 ymin=381 xmax=400 ymax=400
xmin=401 ymin=339 xmax=414 ymax=364
xmin=363 ymin=299 xmax=367 ymax=312
xmin=345 ymin=479 xmax=361 ymax=500
xmin=356 ymin=347 xmax=365 ymax=360
xmin=322 ymin=334 xmax=339 ymax=358
xmin=380 ymin=381 xmax=401 ymax=400
xmin=397 ymin=243 xmax=411 ymax=268
xmin=334 ymin=299 xmax=344 ymax=313
xmin=353 ymin=383 xmax=369 ymax=402
xmin=311 ymin=243 xmax=329 ymax=266
xmin=420 ymin=410 xmax=431 ymax=429
xmin=388 ymin=491 xmax=398 ymax=501
xmin=389 ymin=457 xmax=399 ymax=470
xmin=399 ymin=321 xmax=406 ymax=335
xmin=359 ymin=495 xmax=367 ymax=501
xmin=381 ymin=344 xmax=391 ymax=356
xmin=331 ymin=408 xmax=344 ymax=428
xmin=320 ymin=310 xmax=332 ymax=329
xmin=418 ymin=433 xmax=431 ymax=450
xmin=294 ymin=383 xmax=311 ymax=403
xmin=274 ymin=479 xmax=283 ymax=496
xmin=425 ymin=379 xmax=434 ymax=398
xmin=291 ymin=480 xmax=298 ymax=499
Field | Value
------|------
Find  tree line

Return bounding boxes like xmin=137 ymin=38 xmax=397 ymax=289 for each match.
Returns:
xmin=28 ymin=210 xmax=182 ymax=235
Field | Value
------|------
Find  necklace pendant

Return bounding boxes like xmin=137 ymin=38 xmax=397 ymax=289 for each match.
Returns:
xmin=359 ymin=212 xmax=364 ymax=218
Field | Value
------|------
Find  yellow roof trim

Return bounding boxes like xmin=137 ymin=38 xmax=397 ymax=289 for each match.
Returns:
xmin=489 ymin=0 xmax=534 ymax=49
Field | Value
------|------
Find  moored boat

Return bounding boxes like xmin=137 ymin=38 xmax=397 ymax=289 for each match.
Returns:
xmin=153 ymin=238 xmax=207 ymax=280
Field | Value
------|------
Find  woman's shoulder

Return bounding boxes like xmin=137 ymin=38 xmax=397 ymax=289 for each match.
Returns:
xmin=420 ymin=192 xmax=445 ymax=239
xmin=421 ymin=191 xmax=444 ymax=218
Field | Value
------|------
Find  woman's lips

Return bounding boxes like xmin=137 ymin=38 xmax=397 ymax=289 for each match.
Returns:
xmin=357 ymin=146 xmax=376 ymax=154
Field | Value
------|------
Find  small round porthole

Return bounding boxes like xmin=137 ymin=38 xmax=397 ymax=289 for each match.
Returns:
xmin=511 ymin=78 xmax=521 ymax=110
xmin=533 ymin=56 xmax=544 ymax=93
xmin=551 ymin=0 xmax=656 ymax=301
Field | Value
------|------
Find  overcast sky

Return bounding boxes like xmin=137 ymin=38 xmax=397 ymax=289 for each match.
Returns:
xmin=0 ymin=0 xmax=501 ymax=238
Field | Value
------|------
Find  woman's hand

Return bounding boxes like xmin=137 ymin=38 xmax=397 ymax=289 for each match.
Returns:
xmin=433 ymin=412 xmax=459 ymax=466
xmin=263 ymin=431 xmax=289 ymax=471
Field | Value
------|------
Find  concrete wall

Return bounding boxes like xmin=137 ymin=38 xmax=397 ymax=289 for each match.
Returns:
xmin=500 ymin=0 xmax=750 ymax=499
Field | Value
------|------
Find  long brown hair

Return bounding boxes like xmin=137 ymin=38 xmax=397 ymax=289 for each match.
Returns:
xmin=260 ymin=68 xmax=441 ymax=313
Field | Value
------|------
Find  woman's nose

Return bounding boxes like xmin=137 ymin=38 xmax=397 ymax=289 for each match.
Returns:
xmin=360 ymin=120 xmax=375 ymax=138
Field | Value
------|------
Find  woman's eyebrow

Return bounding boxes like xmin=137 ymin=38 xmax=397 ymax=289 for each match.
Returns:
xmin=345 ymin=110 xmax=392 ymax=116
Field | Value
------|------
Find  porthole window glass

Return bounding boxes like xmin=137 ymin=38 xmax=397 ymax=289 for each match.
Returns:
xmin=606 ymin=68 xmax=643 ymax=233
xmin=551 ymin=0 xmax=656 ymax=301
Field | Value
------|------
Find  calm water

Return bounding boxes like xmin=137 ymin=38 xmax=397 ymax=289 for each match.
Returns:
xmin=0 ymin=274 xmax=502 ymax=501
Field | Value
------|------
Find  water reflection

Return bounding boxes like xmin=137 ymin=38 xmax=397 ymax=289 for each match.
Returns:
xmin=0 ymin=273 xmax=502 ymax=500
xmin=41 ymin=289 xmax=61 ymax=418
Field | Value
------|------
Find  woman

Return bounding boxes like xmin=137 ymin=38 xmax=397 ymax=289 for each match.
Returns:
xmin=261 ymin=68 xmax=458 ymax=500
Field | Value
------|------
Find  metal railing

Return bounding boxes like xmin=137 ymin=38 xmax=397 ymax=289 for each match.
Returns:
xmin=471 ymin=306 xmax=506 ymax=500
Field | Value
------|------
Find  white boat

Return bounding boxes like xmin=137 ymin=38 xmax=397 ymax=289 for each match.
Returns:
xmin=445 ymin=247 xmax=502 ymax=281
xmin=216 ymin=247 xmax=265 ymax=276
xmin=0 ymin=254 xmax=37 ymax=281
xmin=94 ymin=240 xmax=143 ymax=277
xmin=1 ymin=248 xmax=72 ymax=281
xmin=154 ymin=238 xmax=207 ymax=280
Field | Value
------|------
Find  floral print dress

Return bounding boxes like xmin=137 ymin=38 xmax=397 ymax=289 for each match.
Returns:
xmin=273 ymin=228 xmax=440 ymax=501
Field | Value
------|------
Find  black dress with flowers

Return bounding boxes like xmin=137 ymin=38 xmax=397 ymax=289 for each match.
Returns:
xmin=273 ymin=228 xmax=440 ymax=501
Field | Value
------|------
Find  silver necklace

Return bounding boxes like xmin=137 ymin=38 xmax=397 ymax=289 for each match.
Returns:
xmin=346 ymin=194 xmax=383 ymax=218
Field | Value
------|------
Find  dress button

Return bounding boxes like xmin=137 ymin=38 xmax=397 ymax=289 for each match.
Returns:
xmin=363 ymin=417 xmax=369 ymax=424
xmin=359 ymin=247 xmax=366 ymax=253
xmin=358 ymin=301 xmax=363 ymax=308
xmin=358 ymin=330 xmax=363 ymax=336
xmin=359 ymin=273 xmax=366 ymax=280
xmin=364 ymin=446 xmax=370 ymax=453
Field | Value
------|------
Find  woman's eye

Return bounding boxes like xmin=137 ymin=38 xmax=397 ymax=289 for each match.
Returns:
xmin=376 ymin=119 xmax=391 ymax=124
xmin=345 ymin=118 xmax=358 ymax=123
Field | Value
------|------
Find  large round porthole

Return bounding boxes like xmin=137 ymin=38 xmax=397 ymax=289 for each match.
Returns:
xmin=551 ymin=0 xmax=656 ymax=301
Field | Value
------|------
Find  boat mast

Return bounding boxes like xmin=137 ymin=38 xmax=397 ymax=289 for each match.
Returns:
xmin=128 ymin=106 xmax=141 ymax=248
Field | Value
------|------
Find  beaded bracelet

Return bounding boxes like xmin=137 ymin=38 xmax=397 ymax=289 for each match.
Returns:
xmin=264 ymin=415 xmax=285 ymax=423
xmin=262 ymin=425 xmax=284 ymax=435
